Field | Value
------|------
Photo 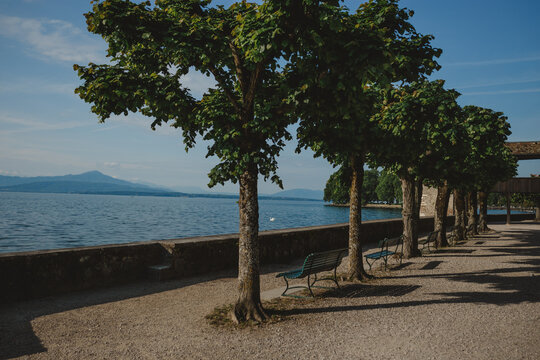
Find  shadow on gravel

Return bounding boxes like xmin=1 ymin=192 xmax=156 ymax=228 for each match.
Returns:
xmin=272 ymin=225 xmax=540 ymax=319
xmin=0 ymin=269 xmax=237 ymax=360
xmin=421 ymin=261 xmax=443 ymax=270
xmin=323 ymin=284 xmax=421 ymax=298
xmin=272 ymin=270 xmax=539 ymax=318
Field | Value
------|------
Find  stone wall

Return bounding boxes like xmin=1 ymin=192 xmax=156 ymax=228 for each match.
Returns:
xmin=0 ymin=213 xmax=534 ymax=303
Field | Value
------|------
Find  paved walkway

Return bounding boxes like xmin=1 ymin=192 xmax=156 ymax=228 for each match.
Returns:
xmin=1 ymin=222 xmax=539 ymax=359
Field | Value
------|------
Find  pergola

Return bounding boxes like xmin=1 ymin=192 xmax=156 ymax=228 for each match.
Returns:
xmin=492 ymin=141 xmax=540 ymax=223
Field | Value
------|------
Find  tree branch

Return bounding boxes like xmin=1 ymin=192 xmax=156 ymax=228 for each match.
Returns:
xmin=208 ymin=66 xmax=242 ymax=114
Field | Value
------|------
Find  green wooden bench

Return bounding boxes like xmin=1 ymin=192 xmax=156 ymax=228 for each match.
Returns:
xmin=418 ymin=230 xmax=439 ymax=253
xmin=364 ymin=236 xmax=403 ymax=271
xmin=276 ymin=248 xmax=348 ymax=298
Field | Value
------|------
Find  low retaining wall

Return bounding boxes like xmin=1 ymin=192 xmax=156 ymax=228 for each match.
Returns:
xmin=0 ymin=213 xmax=534 ymax=303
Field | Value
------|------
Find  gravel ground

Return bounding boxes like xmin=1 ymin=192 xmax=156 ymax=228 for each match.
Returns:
xmin=1 ymin=221 xmax=539 ymax=360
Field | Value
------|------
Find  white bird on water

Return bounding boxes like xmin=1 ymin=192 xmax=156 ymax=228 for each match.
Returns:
xmin=269 ymin=217 xmax=275 ymax=222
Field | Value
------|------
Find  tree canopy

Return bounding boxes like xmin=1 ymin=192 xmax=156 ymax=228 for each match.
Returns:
xmin=74 ymin=0 xmax=352 ymax=323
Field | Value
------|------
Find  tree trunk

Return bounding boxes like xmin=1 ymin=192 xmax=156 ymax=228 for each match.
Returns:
xmin=231 ymin=164 xmax=267 ymax=323
xmin=401 ymin=176 xmax=420 ymax=258
xmin=348 ymin=155 xmax=370 ymax=280
xmin=467 ymin=191 xmax=478 ymax=236
xmin=478 ymin=191 xmax=489 ymax=232
xmin=412 ymin=179 xmax=423 ymax=246
xmin=434 ymin=183 xmax=450 ymax=248
xmin=506 ymin=192 xmax=511 ymax=225
xmin=453 ymin=189 xmax=466 ymax=241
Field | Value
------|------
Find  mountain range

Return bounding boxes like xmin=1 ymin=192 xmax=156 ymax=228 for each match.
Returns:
xmin=0 ymin=171 xmax=323 ymax=200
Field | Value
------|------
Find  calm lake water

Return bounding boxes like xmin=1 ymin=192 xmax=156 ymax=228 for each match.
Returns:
xmin=0 ymin=192 xmax=403 ymax=254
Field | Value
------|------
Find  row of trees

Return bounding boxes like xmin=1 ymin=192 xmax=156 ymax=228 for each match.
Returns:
xmin=324 ymin=168 xmax=402 ymax=205
xmin=74 ymin=0 xmax=516 ymax=323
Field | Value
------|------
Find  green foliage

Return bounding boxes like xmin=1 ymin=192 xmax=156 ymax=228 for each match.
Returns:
xmin=370 ymin=80 xmax=463 ymax=183
xmin=363 ymin=169 xmax=380 ymax=204
xmin=291 ymin=0 xmax=441 ymax=165
xmin=323 ymin=166 xmax=352 ymax=204
xmin=461 ymin=106 xmax=517 ymax=191
xmin=323 ymin=167 xmax=396 ymax=205
xmin=376 ymin=169 xmax=402 ymax=204
xmin=488 ymin=193 xmax=540 ymax=208
xmin=74 ymin=0 xmax=314 ymax=188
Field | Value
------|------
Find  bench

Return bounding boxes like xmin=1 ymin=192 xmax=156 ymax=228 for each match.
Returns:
xmin=418 ymin=230 xmax=439 ymax=253
xmin=364 ymin=236 xmax=403 ymax=271
xmin=276 ymin=248 xmax=348 ymax=298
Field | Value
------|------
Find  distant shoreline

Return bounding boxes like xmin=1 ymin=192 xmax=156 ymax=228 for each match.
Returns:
xmin=325 ymin=203 xmax=402 ymax=209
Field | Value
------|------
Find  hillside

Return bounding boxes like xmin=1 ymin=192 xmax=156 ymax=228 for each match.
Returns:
xmin=0 ymin=171 xmax=164 ymax=194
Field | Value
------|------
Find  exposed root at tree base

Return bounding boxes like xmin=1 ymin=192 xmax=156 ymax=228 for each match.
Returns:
xmin=230 ymin=300 xmax=268 ymax=324
xmin=347 ymin=270 xmax=374 ymax=282
xmin=206 ymin=298 xmax=300 ymax=329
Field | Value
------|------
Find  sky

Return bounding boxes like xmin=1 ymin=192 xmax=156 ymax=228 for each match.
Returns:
xmin=0 ymin=0 xmax=539 ymax=194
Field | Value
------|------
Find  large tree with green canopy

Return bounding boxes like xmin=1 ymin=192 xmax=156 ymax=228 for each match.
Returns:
xmin=461 ymin=106 xmax=516 ymax=233
xmin=371 ymin=80 xmax=462 ymax=258
xmin=290 ymin=0 xmax=441 ymax=279
xmin=73 ymin=0 xmax=344 ymax=323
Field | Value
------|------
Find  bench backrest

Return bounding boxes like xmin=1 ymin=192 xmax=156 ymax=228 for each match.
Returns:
xmin=378 ymin=236 xmax=403 ymax=253
xmin=427 ymin=230 xmax=439 ymax=242
xmin=299 ymin=248 xmax=348 ymax=277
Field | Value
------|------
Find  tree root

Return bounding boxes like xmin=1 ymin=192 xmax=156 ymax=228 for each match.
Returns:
xmin=230 ymin=300 xmax=268 ymax=324
xmin=348 ymin=269 xmax=374 ymax=281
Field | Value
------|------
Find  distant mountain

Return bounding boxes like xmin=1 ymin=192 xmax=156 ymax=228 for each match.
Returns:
xmin=0 ymin=171 xmax=165 ymax=194
xmin=269 ymin=188 xmax=324 ymax=200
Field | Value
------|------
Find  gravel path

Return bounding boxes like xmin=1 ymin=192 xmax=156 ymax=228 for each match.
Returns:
xmin=1 ymin=221 xmax=539 ymax=359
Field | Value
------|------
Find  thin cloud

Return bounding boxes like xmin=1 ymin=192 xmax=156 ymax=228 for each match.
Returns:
xmin=457 ymin=78 xmax=540 ymax=90
xmin=0 ymin=14 xmax=106 ymax=63
xmin=447 ymin=55 xmax=540 ymax=67
xmin=462 ymin=88 xmax=540 ymax=96
xmin=0 ymin=113 xmax=89 ymax=134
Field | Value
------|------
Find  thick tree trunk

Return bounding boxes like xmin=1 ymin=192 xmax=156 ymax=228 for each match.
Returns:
xmin=348 ymin=155 xmax=370 ymax=280
xmin=231 ymin=164 xmax=267 ymax=323
xmin=412 ymin=179 xmax=423 ymax=246
xmin=467 ymin=191 xmax=478 ymax=236
xmin=434 ymin=183 xmax=450 ymax=248
xmin=401 ymin=176 xmax=421 ymax=258
xmin=506 ymin=192 xmax=511 ymax=225
xmin=453 ymin=189 xmax=466 ymax=241
xmin=478 ymin=191 xmax=489 ymax=232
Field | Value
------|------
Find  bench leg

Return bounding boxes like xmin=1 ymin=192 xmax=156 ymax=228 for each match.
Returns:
xmin=307 ymin=274 xmax=315 ymax=297
xmin=281 ymin=277 xmax=291 ymax=297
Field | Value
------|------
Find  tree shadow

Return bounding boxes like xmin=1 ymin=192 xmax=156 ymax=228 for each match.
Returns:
xmin=421 ymin=261 xmax=443 ymax=270
xmin=323 ymin=284 xmax=421 ymax=298
xmin=270 ymin=269 xmax=539 ymax=318
xmin=0 ymin=269 xmax=237 ymax=359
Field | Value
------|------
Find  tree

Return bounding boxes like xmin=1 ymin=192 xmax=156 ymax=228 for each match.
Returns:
xmin=323 ymin=166 xmax=352 ymax=204
xmin=371 ymin=80 xmax=462 ymax=258
xmin=73 ymin=0 xmax=330 ymax=323
xmin=461 ymin=106 xmax=516 ymax=234
xmin=375 ymin=169 xmax=402 ymax=204
xmin=324 ymin=167 xmax=379 ymax=205
xmin=363 ymin=169 xmax=380 ymax=204
xmin=291 ymin=0 xmax=440 ymax=279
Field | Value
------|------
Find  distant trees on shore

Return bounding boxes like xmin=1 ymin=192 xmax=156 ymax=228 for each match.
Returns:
xmin=324 ymin=168 xmax=402 ymax=205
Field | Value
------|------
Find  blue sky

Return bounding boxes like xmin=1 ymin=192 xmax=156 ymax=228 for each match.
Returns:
xmin=0 ymin=0 xmax=538 ymax=194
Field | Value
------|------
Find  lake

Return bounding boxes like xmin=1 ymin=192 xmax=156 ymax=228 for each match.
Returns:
xmin=0 ymin=192 xmax=404 ymax=254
